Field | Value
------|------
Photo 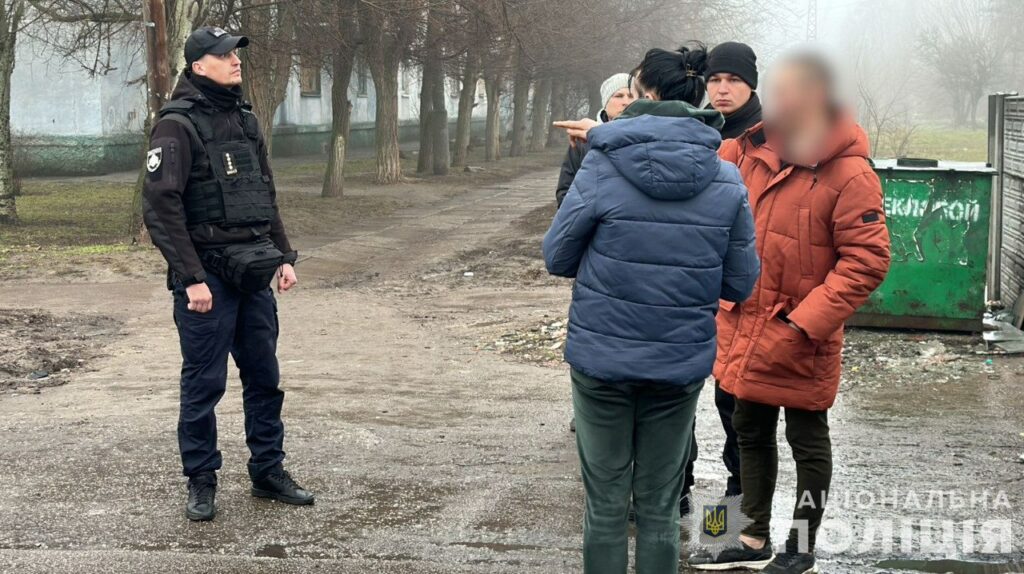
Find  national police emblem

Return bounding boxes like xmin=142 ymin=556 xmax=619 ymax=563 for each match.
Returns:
xmin=702 ymin=504 xmax=728 ymax=537
xmin=687 ymin=493 xmax=753 ymax=558
xmin=147 ymin=147 xmax=163 ymax=173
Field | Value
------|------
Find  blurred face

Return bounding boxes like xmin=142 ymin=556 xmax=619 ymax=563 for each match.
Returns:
xmin=604 ymin=86 xmax=639 ymax=120
xmin=764 ymin=62 xmax=828 ymax=135
xmin=707 ymin=72 xmax=752 ymax=115
xmin=192 ymin=50 xmax=243 ymax=86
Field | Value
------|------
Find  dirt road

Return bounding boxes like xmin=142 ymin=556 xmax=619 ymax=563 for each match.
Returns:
xmin=1 ymin=167 xmax=1022 ymax=573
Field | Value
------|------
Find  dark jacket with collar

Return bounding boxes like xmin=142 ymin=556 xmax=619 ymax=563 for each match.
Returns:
xmin=142 ymin=72 xmax=295 ymax=287
xmin=555 ymin=110 xmax=611 ymax=207
xmin=713 ymin=92 xmax=763 ymax=140
xmin=555 ymin=141 xmax=590 ymax=208
xmin=543 ymin=100 xmax=760 ymax=385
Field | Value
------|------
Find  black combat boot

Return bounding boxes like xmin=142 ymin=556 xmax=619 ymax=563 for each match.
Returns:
xmin=251 ymin=466 xmax=315 ymax=505
xmin=186 ymin=472 xmax=217 ymax=521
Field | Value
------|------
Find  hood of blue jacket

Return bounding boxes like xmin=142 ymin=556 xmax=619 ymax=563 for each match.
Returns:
xmin=588 ymin=110 xmax=724 ymax=201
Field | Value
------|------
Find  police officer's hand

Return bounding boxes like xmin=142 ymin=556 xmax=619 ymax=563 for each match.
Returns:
xmin=552 ymin=118 xmax=599 ymax=148
xmin=278 ymin=263 xmax=297 ymax=293
xmin=186 ymin=283 xmax=213 ymax=313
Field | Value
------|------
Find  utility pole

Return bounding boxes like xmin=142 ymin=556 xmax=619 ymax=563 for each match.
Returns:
xmin=806 ymin=0 xmax=818 ymax=41
xmin=142 ymin=0 xmax=172 ymax=122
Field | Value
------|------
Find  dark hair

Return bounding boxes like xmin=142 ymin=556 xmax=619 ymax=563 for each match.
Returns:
xmin=637 ymin=43 xmax=708 ymax=105
xmin=628 ymin=64 xmax=645 ymax=97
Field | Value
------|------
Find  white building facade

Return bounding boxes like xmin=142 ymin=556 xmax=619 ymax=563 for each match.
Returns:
xmin=12 ymin=38 xmax=490 ymax=175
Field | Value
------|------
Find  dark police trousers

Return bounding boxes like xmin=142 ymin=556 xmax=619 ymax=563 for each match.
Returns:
xmin=172 ymin=272 xmax=285 ymax=481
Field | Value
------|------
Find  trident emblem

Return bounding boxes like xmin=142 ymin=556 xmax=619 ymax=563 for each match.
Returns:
xmin=702 ymin=504 xmax=728 ymax=538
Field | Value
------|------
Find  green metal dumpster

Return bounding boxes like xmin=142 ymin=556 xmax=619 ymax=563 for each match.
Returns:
xmin=849 ymin=160 xmax=996 ymax=331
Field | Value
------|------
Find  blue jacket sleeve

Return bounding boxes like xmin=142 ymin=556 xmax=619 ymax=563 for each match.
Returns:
xmin=720 ymin=190 xmax=760 ymax=302
xmin=543 ymin=156 xmax=599 ymax=277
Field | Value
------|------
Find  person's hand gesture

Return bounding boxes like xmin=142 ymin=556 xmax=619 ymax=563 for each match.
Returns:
xmin=552 ymin=118 xmax=600 ymax=148
xmin=277 ymin=263 xmax=298 ymax=293
xmin=185 ymin=283 xmax=213 ymax=313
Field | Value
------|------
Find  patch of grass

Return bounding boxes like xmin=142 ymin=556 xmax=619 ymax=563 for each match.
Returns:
xmin=0 ymin=179 xmax=135 ymax=248
xmin=876 ymin=127 xmax=988 ymax=163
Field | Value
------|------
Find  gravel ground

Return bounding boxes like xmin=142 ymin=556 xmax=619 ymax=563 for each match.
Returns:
xmin=1 ymin=167 xmax=1022 ymax=573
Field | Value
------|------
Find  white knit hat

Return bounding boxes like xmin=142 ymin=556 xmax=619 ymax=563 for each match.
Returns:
xmin=600 ymin=73 xmax=632 ymax=111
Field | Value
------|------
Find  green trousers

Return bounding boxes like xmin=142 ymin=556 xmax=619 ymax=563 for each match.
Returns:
xmin=571 ymin=368 xmax=704 ymax=574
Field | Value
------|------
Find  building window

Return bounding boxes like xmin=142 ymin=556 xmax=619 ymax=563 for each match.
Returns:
xmin=357 ymin=60 xmax=369 ymax=96
xmin=299 ymin=59 xmax=321 ymax=97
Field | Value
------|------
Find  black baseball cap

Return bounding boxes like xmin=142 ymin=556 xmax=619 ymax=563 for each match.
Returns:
xmin=184 ymin=26 xmax=249 ymax=66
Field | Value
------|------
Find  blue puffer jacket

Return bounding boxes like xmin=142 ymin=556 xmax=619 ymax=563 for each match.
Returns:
xmin=543 ymin=102 xmax=759 ymax=386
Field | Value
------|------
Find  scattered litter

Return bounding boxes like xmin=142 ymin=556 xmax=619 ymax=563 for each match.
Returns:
xmin=982 ymin=316 xmax=1024 ymax=354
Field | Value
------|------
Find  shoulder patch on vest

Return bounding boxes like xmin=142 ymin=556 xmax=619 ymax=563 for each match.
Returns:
xmin=147 ymin=147 xmax=163 ymax=173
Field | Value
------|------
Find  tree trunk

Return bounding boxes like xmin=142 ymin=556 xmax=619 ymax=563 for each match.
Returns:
xmin=546 ymin=78 xmax=566 ymax=148
xmin=529 ymin=77 xmax=551 ymax=152
xmin=416 ymin=11 xmax=443 ymax=175
xmin=416 ymin=59 xmax=435 ymax=174
xmin=129 ymin=0 xmax=175 ymax=241
xmin=0 ymin=22 xmax=19 ymax=225
xmin=323 ymin=49 xmax=354 ymax=198
xmin=165 ymin=0 xmax=198 ymax=78
xmin=509 ymin=67 xmax=530 ymax=157
xmin=370 ymin=57 xmax=403 ymax=183
xmin=452 ymin=54 xmax=478 ymax=167
xmin=429 ymin=50 xmax=449 ymax=175
xmin=430 ymin=109 xmax=449 ymax=176
xmin=484 ymin=72 xmax=502 ymax=161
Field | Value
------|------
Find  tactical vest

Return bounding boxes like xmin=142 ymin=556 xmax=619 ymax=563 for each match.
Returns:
xmin=158 ymin=99 xmax=275 ymax=228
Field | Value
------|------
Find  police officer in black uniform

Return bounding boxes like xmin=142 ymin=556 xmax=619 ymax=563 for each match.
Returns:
xmin=142 ymin=26 xmax=313 ymax=522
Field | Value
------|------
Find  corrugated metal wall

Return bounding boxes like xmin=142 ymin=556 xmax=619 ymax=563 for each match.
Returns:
xmin=1000 ymin=96 xmax=1024 ymax=304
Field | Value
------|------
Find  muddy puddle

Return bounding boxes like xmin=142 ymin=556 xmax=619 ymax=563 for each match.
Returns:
xmin=876 ymin=558 xmax=1024 ymax=574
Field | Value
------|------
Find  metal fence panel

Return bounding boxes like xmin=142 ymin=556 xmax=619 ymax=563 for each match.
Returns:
xmin=1001 ymin=96 xmax=1024 ymax=305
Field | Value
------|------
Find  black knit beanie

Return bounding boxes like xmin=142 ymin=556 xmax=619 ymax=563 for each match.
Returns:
xmin=705 ymin=42 xmax=758 ymax=89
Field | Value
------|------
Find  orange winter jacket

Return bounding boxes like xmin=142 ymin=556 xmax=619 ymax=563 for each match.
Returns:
xmin=714 ymin=118 xmax=891 ymax=411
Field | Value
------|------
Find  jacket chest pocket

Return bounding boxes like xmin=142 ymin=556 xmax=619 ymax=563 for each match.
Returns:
xmin=798 ymin=207 xmax=813 ymax=277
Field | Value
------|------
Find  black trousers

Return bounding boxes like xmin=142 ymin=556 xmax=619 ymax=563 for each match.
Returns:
xmin=733 ymin=398 xmax=832 ymax=553
xmin=684 ymin=382 xmax=742 ymax=499
xmin=173 ymin=273 xmax=286 ymax=481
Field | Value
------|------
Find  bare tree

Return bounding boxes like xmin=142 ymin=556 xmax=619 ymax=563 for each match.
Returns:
xmin=0 ymin=0 xmax=26 ymax=223
xmin=451 ymin=48 xmax=478 ymax=167
xmin=236 ymin=0 xmax=295 ymax=155
xmin=415 ymin=7 xmax=447 ymax=175
xmin=358 ymin=0 xmax=420 ymax=184
xmin=918 ymin=0 xmax=1004 ymax=128
xmin=298 ymin=0 xmax=359 ymax=198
